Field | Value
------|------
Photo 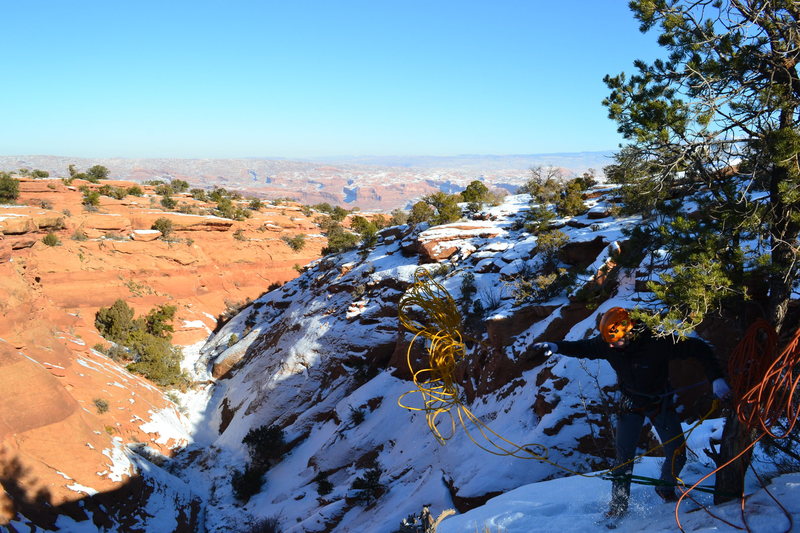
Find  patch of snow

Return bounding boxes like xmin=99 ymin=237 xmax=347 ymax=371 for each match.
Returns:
xmin=98 ymin=438 xmax=132 ymax=482
xmin=66 ymin=483 xmax=99 ymax=496
xmin=139 ymin=407 xmax=191 ymax=448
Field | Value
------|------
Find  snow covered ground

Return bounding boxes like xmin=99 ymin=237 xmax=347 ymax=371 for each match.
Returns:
xmin=438 ymin=464 xmax=800 ymax=533
xmin=439 ymin=419 xmax=800 ymax=533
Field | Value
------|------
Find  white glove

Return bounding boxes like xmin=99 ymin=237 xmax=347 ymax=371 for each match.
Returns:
xmin=531 ymin=342 xmax=556 ymax=358
xmin=712 ymin=378 xmax=732 ymax=400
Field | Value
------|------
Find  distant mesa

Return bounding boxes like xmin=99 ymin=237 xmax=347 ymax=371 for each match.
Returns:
xmin=0 ymin=152 xmax=611 ymax=211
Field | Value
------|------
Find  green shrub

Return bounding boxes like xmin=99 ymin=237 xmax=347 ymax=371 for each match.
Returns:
xmin=315 ymin=472 xmax=333 ymax=496
xmin=216 ymin=196 xmax=251 ymax=220
xmin=86 ymin=165 xmax=109 ymax=181
xmin=281 ymin=234 xmax=306 ymax=251
xmin=151 ymin=217 xmax=174 ymax=239
xmin=96 ymin=299 xmax=136 ymax=343
xmin=242 ymin=424 xmax=286 ymax=469
xmin=350 ymin=216 xmax=377 ymax=236
xmin=460 ymin=180 xmax=490 ymax=203
xmin=248 ymin=197 xmax=264 ymax=210
xmin=42 ymin=232 xmax=60 ymax=246
xmin=390 ymin=209 xmax=408 ymax=226
xmin=82 ymin=189 xmax=101 ymax=207
xmin=95 ymin=299 xmax=185 ymax=387
xmin=93 ymin=398 xmax=109 ymax=414
xmin=231 ymin=464 xmax=265 ymax=502
xmin=524 ymin=204 xmax=556 ymax=234
xmin=154 ymin=184 xmax=174 ymax=196
xmin=160 ymin=195 xmax=176 ymax=210
xmin=0 ymin=173 xmax=20 ymax=203
xmin=407 ymin=201 xmax=435 ymax=226
xmin=125 ymin=330 xmax=186 ymax=387
xmin=190 ymin=188 xmax=208 ymax=202
xmin=536 ymin=229 xmax=570 ymax=269
xmin=322 ymin=224 xmax=359 ymax=255
xmin=330 ymin=206 xmax=348 ymax=222
xmin=555 ymin=180 xmax=587 ymax=216
xmin=350 ymin=459 xmax=384 ymax=505
xmin=127 ymin=185 xmax=144 ymax=196
xmin=209 ymin=187 xmax=228 ymax=203
xmin=227 ymin=333 xmax=238 ymax=347
xmin=421 ymin=192 xmax=462 ymax=226
xmin=144 ymin=304 xmax=177 ymax=338
xmin=99 ymin=185 xmax=127 ymax=200
xmin=312 ymin=202 xmax=334 ymax=214
xmin=171 ymin=179 xmax=189 ymax=193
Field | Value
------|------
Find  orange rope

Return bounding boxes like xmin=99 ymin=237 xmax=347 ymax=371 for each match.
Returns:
xmin=674 ymin=320 xmax=800 ymax=533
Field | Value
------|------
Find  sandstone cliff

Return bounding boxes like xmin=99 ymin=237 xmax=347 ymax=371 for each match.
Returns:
xmin=0 ymin=177 xmax=325 ymax=529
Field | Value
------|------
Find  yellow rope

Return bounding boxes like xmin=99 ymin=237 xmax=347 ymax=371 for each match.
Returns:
xmin=397 ymin=267 xmax=720 ymax=479
xmin=398 ymin=268 xmax=548 ymax=459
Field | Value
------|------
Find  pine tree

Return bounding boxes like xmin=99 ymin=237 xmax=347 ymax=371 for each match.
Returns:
xmin=604 ymin=0 xmax=800 ymax=503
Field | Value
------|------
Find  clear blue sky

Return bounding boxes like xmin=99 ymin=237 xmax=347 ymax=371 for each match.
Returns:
xmin=1 ymin=1 xmax=662 ymax=159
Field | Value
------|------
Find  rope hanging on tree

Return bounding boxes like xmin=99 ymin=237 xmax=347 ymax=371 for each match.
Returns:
xmin=674 ymin=319 xmax=800 ymax=533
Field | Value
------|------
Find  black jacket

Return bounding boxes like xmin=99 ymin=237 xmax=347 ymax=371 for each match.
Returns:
xmin=553 ymin=332 xmax=724 ymax=409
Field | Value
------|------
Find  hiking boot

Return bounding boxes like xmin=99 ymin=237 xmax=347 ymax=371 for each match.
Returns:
xmin=655 ymin=485 xmax=679 ymax=502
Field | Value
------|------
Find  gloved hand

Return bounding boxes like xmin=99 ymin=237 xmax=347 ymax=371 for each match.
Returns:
xmin=530 ymin=342 xmax=556 ymax=358
xmin=712 ymin=378 xmax=732 ymax=400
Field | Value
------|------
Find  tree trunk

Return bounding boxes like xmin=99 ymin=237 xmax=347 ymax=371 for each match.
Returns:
xmin=713 ymin=412 xmax=759 ymax=504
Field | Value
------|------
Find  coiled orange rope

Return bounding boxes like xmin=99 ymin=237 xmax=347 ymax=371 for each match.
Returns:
xmin=674 ymin=319 xmax=800 ymax=532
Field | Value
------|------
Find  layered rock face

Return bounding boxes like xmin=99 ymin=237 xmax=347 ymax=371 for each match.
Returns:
xmin=0 ymin=178 xmax=324 ymax=529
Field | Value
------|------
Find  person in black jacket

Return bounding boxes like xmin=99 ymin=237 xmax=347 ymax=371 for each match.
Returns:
xmin=527 ymin=307 xmax=731 ymax=519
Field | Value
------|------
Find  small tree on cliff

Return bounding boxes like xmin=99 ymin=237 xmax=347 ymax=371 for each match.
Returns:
xmin=604 ymin=0 xmax=800 ymax=502
xmin=0 ymin=172 xmax=20 ymax=203
xmin=86 ymin=165 xmax=110 ymax=182
xmin=152 ymin=217 xmax=174 ymax=239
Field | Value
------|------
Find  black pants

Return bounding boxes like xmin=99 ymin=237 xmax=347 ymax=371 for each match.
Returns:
xmin=609 ymin=401 xmax=686 ymax=513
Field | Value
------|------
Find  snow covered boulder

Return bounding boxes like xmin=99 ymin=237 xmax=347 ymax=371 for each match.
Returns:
xmin=416 ymin=223 xmax=505 ymax=262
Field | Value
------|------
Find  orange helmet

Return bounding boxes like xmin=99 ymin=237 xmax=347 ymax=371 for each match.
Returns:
xmin=599 ymin=307 xmax=634 ymax=344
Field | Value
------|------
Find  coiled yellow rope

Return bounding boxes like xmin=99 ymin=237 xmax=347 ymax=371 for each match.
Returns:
xmin=397 ymin=268 xmax=547 ymax=459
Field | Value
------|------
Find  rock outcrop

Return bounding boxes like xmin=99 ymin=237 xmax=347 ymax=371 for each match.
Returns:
xmin=0 ymin=177 xmax=327 ymax=529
